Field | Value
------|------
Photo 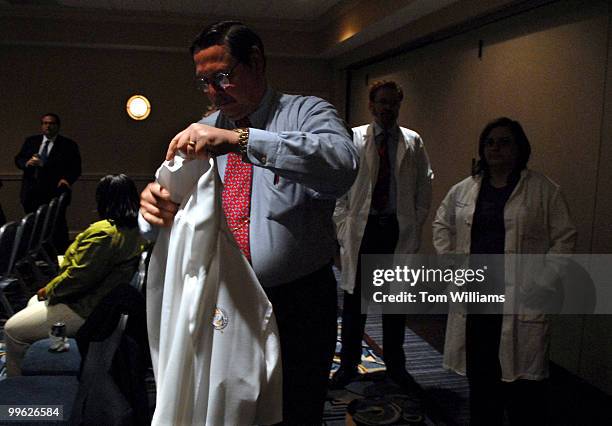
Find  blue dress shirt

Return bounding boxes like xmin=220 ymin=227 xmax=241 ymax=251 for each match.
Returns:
xmin=140 ymin=87 xmax=359 ymax=286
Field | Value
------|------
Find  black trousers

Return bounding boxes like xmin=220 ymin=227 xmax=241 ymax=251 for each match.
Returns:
xmin=264 ymin=263 xmax=337 ymax=425
xmin=466 ymin=314 xmax=548 ymax=425
xmin=340 ymin=215 xmax=406 ymax=373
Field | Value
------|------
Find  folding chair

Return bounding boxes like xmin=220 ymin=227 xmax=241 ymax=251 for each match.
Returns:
xmin=25 ymin=204 xmax=56 ymax=283
xmin=37 ymin=198 xmax=60 ymax=274
xmin=28 ymin=204 xmax=48 ymax=254
xmin=14 ymin=213 xmax=36 ymax=265
xmin=12 ymin=213 xmax=38 ymax=295
xmin=0 ymin=221 xmax=20 ymax=316
xmin=70 ymin=314 xmax=133 ymax=425
xmin=40 ymin=197 xmax=64 ymax=268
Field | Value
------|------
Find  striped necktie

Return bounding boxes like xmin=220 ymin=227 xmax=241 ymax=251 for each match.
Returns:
xmin=40 ymin=139 xmax=50 ymax=163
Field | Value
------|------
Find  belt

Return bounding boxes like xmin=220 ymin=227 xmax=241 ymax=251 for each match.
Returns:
xmin=368 ymin=214 xmax=397 ymax=227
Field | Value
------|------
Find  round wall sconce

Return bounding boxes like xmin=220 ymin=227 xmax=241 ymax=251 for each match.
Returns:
xmin=126 ymin=94 xmax=151 ymax=120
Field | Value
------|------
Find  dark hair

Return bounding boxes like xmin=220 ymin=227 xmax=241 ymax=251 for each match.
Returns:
xmin=474 ymin=117 xmax=531 ymax=176
xmin=41 ymin=113 xmax=61 ymax=127
xmin=369 ymin=80 xmax=404 ymax=103
xmin=96 ymin=174 xmax=139 ymax=227
xmin=190 ymin=21 xmax=265 ymax=68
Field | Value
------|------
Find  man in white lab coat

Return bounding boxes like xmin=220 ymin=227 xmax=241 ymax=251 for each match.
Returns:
xmin=332 ymin=80 xmax=433 ymax=388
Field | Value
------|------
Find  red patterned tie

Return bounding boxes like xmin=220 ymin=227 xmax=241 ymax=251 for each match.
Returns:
xmin=222 ymin=117 xmax=253 ymax=261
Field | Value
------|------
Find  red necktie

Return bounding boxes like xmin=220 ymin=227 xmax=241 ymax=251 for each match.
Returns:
xmin=222 ymin=117 xmax=253 ymax=261
xmin=371 ymin=131 xmax=390 ymax=212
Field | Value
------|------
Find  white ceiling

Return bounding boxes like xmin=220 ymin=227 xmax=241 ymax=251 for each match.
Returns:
xmin=1 ymin=0 xmax=462 ymax=59
xmin=4 ymin=0 xmax=345 ymax=21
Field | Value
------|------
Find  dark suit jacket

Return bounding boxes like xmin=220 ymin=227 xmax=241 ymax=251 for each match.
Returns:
xmin=15 ymin=134 xmax=81 ymax=212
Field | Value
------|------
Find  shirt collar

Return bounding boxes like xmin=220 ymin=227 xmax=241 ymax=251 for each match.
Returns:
xmin=232 ymin=86 xmax=277 ymax=129
xmin=42 ymin=135 xmax=56 ymax=144
xmin=372 ymin=122 xmax=399 ymax=139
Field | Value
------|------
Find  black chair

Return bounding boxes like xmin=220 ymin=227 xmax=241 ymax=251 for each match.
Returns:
xmin=56 ymin=192 xmax=69 ymax=232
xmin=37 ymin=198 xmax=60 ymax=274
xmin=15 ymin=213 xmax=36 ymax=265
xmin=25 ymin=204 xmax=56 ymax=284
xmin=40 ymin=196 xmax=66 ymax=268
xmin=70 ymin=314 xmax=133 ymax=425
xmin=0 ymin=221 xmax=21 ymax=316
xmin=28 ymin=204 xmax=48 ymax=254
xmin=13 ymin=212 xmax=38 ymax=295
xmin=73 ymin=284 xmax=151 ymax=425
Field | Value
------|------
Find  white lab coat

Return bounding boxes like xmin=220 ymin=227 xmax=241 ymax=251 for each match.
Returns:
xmin=432 ymin=169 xmax=576 ymax=381
xmin=146 ymin=156 xmax=282 ymax=425
xmin=334 ymin=124 xmax=433 ymax=293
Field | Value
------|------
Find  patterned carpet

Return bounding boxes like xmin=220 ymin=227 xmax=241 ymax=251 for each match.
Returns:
xmin=325 ymin=283 xmax=469 ymax=425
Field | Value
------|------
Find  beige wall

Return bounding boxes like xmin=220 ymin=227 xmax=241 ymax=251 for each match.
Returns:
xmin=345 ymin=0 xmax=612 ymax=393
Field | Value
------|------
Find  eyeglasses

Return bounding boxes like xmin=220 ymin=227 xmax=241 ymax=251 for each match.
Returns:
xmin=195 ymin=62 xmax=239 ymax=93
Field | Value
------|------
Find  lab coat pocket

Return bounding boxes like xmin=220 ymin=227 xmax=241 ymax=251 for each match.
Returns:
xmin=515 ymin=315 xmax=550 ymax=375
xmin=518 ymin=194 xmax=547 ymax=244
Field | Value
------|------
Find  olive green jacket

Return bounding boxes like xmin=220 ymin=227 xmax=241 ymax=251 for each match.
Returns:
xmin=45 ymin=219 xmax=145 ymax=318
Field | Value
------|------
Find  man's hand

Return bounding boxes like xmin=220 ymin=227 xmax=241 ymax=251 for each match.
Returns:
xmin=37 ymin=287 xmax=47 ymax=301
xmin=166 ymin=123 xmax=241 ymax=161
xmin=140 ymin=182 xmax=179 ymax=227
xmin=26 ymin=154 xmax=42 ymax=167
xmin=57 ymin=179 xmax=70 ymax=188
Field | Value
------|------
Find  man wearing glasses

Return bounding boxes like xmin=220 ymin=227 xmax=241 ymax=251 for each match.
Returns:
xmin=332 ymin=80 xmax=433 ymax=389
xmin=140 ymin=21 xmax=358 ymax=424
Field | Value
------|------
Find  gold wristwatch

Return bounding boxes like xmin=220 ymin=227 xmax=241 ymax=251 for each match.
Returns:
xmin=233 ymin=127 xmax=250 ymax=161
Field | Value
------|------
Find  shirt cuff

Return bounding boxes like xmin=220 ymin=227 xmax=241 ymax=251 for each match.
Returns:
xmin=246 ymin=128 xmax=279 ymax=167
xmin=138 ymin=212 xmax=159 ymax=242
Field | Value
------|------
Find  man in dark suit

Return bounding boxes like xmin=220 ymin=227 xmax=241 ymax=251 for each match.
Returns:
xmin=15 ymin=113 xmax=81 ymax=251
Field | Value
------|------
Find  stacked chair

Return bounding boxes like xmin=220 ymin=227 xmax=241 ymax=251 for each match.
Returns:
xmin=0 ymin=221 xmax=22 ymax=316
xmin=0 ymin=195 xmax=76 ymax=424
xmin=0 ymin=194 xmax=68 ymax=318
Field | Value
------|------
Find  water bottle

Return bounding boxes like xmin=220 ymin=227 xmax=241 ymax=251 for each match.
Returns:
xmin=49 ymin=322 xmax=70 ymax=352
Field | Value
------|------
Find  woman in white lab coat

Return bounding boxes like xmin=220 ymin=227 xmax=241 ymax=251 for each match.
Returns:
xmin=433 ymin=117 xmax=576 ymax=425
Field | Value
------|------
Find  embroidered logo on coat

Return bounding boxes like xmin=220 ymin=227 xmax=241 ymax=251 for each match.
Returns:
xmin=212 ymin=307 xmax=229 ymax=330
